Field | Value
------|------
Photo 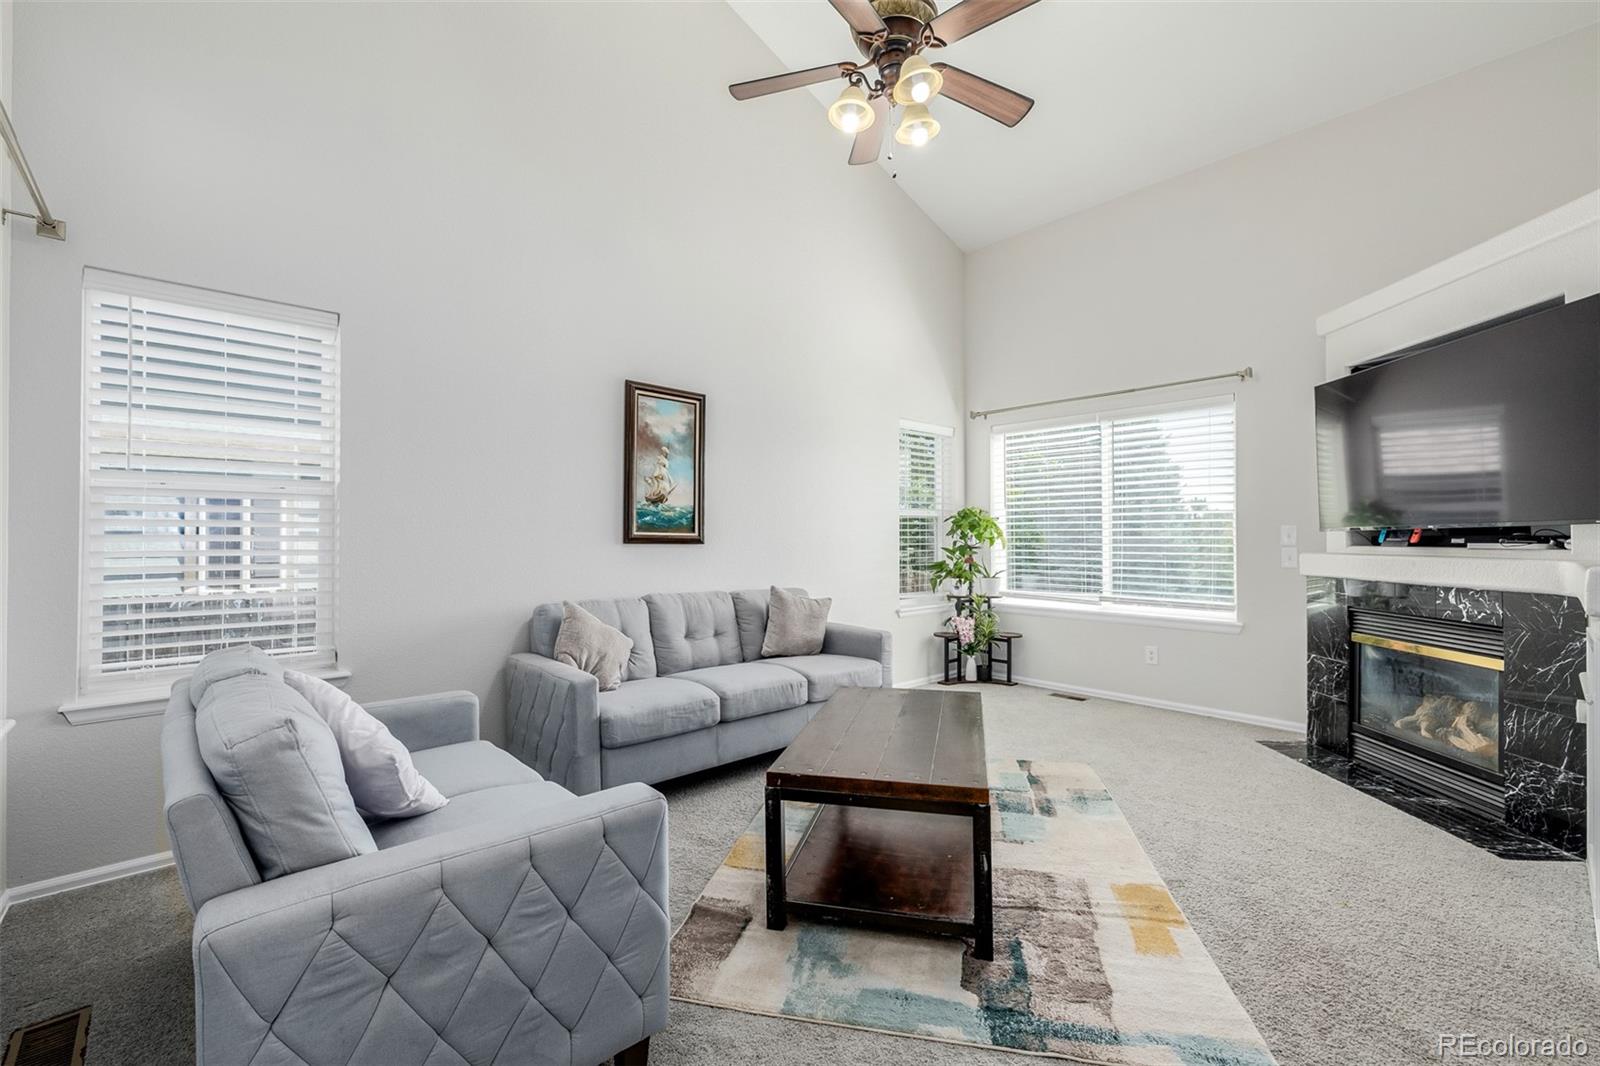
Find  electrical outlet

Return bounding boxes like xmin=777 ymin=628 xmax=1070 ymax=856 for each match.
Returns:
xmin=1280 ymin=546 xmax=1299 ymax=568
xmin=1280 ymin=524 xmax=1298 ymax=547
xmin=1143 ymin=645 xmax=1158 ymax=666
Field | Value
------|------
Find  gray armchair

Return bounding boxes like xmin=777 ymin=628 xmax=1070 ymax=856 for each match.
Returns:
xmin=163 ymin=677 xmax=668 ymax=1066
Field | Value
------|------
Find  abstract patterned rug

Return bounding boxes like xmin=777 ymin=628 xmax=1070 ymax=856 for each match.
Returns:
xmin=670 ymin=760 xmax=1278 ymax=1065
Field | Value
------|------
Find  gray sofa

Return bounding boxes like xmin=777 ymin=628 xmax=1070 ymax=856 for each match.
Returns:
xmin=162 ymin=666 xmax=669 ymax=1066
xmin=505 ymin=588 xmax=892 ymax=793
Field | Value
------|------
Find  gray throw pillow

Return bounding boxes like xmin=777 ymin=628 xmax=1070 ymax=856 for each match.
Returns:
xmin=554 ymin=601 xmax=635 ymax=691
xmin=193 ymin=650 xmax=376 ymax=880
xmin=761 ymin=585 xmax=832 ymax=657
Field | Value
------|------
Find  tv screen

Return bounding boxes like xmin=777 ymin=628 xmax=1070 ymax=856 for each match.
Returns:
xmin=1315 ymin=294 xmax=1600 ymax=531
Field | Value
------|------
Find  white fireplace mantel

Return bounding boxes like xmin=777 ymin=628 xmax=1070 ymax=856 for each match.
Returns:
xmin=1300 ymin=547 xmax=1600 ymax=616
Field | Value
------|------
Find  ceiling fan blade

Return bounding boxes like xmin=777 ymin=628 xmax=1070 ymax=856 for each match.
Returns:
xmin=932 ymin=64 xmax=1034 ymax=126
xmin=829 ymin=0 xmax=888 ymax=37
xmin=928 ymin=0 xmax=1041 ymax=45
xmin=729 ymin=62 xmax=854 ymax=101
xmin=848 ymin=96 xmax=892 ymax=165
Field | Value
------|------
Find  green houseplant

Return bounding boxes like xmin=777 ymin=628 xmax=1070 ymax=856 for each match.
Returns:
xmin=929 ymin=507 xmax=1005 ymax=677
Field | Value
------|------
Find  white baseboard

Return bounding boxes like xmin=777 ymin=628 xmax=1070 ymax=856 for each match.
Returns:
xmin=894 ymin=674 xmax=940 ymax=689
xmin=1013 ymin=675 xmax=1306 ymax=734
xmin=2 ymin=851 xmax=174 ymax=917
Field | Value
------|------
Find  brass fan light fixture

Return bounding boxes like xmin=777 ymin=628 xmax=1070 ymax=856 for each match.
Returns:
xmin=728 ymin=0 xmax=1040 ymax=166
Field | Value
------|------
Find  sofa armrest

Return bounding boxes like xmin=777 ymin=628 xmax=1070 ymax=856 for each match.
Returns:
xmin=364 ymin=690 xmax=480 ymax=752
xmin=505 ymin=653 xmax=603 ymax=794
xmin=192 ymin=783 xmax=669 ymax=1066
xmin=823 ymin=622 xmax=894 ymax=686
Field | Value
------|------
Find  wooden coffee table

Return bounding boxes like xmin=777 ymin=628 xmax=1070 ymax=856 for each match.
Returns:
xmin=764 ymin=686 xmax=992 ymax=960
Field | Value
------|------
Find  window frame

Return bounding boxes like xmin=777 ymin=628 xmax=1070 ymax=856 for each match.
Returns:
xmin=69 ymin=269 xmax=344 ymax=715
xmin=897 ymin=420 xmax=955 ymax=611
xmin=990 ymin=394 xmax=1239 ymax=625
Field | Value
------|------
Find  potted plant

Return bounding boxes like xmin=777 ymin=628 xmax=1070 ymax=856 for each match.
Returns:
xmin=928 ymin=507 xmax=1005 ymax=680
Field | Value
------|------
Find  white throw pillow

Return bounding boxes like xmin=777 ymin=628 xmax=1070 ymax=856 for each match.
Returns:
xmin=554 ymin=601 xmax=635 ymax=691
xmin=283 ymin=670 xmax=448 ymax=820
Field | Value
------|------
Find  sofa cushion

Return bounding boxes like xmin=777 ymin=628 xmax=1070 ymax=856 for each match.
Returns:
xmin=759 ymin=655 xmax=883 ymax=703
xmin=531 ymin=597 xmax=656 ymax=680
xmin=187 ymin=643 xmax=282 ymax=706
xmin=598 ymin=676 xmax=719 ymax=748
xmin=731 ymin=587 xmax=807 ymax=662
xmin=554 ymin=601 xmax=634 ymax=691
xmin=761 ymin=586 xmax=832 ymax=657
xmin=369 ymin=781 xmax=573 ymax=849
xmin=409 ymin=741 xmax=543 ymax=797
xmin=284 ymin=670 xmax=447 ymax=820
xmin=195 ymin=670 xmax=376 ymax=879
xmin=674 ymin=662 xmax=808 ymax=721
xmin=644 ymin=591 xmax=742 ymax=674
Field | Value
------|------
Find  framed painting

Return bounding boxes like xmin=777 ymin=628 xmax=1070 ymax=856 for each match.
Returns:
xmin=623 ymin=380 xmax=705 ymax=544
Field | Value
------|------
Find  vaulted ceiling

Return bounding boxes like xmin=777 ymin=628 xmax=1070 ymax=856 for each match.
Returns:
xmin=728 ymin=1 xmax=1599 ymax=250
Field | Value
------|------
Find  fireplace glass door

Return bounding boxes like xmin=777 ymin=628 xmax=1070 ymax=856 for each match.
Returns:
xmin=1354 ymin=639 xmax=1500 ymax=775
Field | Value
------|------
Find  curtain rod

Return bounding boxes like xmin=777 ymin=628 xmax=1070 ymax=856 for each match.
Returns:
xmin=0 ymin=98 xmax=65 ymax=241
xmin=969 ymin=366 xmax=1253 ymax=421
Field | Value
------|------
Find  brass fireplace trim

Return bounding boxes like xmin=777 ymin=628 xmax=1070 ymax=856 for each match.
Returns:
xmin=1351 ymin=632 xmax=1504 ymax=672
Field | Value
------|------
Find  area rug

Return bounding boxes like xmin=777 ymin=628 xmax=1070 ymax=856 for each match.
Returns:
xmin=670 ymin=760 xmax=1278 ymax=1065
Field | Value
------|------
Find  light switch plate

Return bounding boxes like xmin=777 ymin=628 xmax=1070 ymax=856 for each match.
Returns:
xmin=1280 ymin=524 xmax=1298 ymax=547
xmin=1280 ymin=546 xmax=1299 ymax=568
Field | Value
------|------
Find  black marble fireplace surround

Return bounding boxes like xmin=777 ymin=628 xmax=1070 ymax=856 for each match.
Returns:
xmin=1304 ymin=577 xmax=1587 ymax=856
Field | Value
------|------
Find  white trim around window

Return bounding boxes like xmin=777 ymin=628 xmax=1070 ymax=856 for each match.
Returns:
xmin=990 ymin=393 xmax=1238 ymax=626
xmin=71 ymin=269 xmax=342 ymax=713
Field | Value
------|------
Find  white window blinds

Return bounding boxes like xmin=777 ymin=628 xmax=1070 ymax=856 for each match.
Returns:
xmin=993 ymin=398 xmax=1236 ymax=612
xmin=1108 ymin=402 xmax=1236 ymax=608
xmin=898 ymin=424 xmax=952 ymax=597
xmin=991 ymin=422 xmax=1103 ymax=596
xmin=79 ymin=270 xmax=340 ymax=694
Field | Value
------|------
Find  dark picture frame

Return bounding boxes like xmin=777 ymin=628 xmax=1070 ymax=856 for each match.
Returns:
xmin=623 ymin=380 xmax=706 ymax=544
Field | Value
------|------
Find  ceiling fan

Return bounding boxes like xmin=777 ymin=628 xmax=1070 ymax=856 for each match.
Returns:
xmin=728 ymin=0 xmax=1040 ymax=165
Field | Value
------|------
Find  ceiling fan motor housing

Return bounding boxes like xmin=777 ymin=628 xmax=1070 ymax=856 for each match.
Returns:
xmin=857 ymin=0 xmax=937 ymax=91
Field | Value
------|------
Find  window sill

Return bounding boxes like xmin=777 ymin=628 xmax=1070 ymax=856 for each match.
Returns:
xmin=896 ymin=599 xmax=949 ymax=618
xmin=59 ymin=666 xmax=352 ymax=725
xmin=996 ymin=598 xmax=1242 ymax=634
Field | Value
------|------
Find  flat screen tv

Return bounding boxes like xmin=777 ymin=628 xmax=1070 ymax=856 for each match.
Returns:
xmin=1315 ymin=293 xmax=1600 ymax=532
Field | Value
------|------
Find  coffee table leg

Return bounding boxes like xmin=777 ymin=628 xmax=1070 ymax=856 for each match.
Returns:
xmin=765 ymin=787 xmax=787 ymax=930
xmin=972 ymin=802 xmax=993 ymax=960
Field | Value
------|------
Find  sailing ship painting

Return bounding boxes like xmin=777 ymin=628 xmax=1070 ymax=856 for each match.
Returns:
xmin=623 ymin=381 xmax=705 ymax=543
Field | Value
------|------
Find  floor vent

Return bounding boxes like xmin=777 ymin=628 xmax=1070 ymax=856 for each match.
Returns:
xmin=1050 ymin=692 xmax=1089 ymax=702
xmin=4 ymin=1007 xmax=91 ymax=1066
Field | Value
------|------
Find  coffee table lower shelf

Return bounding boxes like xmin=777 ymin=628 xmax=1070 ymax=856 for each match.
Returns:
xmin=764 ymin=790 xmax=993 ymax=959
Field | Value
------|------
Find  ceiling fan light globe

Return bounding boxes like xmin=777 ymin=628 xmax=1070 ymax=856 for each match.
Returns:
xmin=891 ymin=53 xmax=944 ymax=106
xmin=827 ymin=84 xmax=876 ymax=134
xmin=894 ymin=103 xmax=940 ymax=147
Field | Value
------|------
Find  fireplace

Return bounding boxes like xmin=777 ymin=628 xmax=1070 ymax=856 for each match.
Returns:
xmin=1349 ymin=609 xmax=1504 ymax=817
xmin=1304 ymin=578 xmax=1587 ymax=857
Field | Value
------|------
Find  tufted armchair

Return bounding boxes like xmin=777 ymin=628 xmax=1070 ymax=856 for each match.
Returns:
xmin=162 ymin=679 xmax=668 ymax=1066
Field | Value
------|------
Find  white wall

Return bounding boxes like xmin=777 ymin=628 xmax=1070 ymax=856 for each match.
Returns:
xmin=964 ymin=27 xmax=1600 ymax=727
xmin=5 ymin=1 xmax=964 ymax=887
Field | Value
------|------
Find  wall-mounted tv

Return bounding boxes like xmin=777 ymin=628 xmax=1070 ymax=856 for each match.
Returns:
xmin=1315 ymin=293 xmax=1600 ymax=531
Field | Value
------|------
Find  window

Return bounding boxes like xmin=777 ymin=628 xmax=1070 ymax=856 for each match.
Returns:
xmin=78 ymin=270 xmax=340 ymax=697
xmin=898 ymin=422 xmax=953 ymax=599
xmin=992 ymin=398 xmax=1236 ymax=613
